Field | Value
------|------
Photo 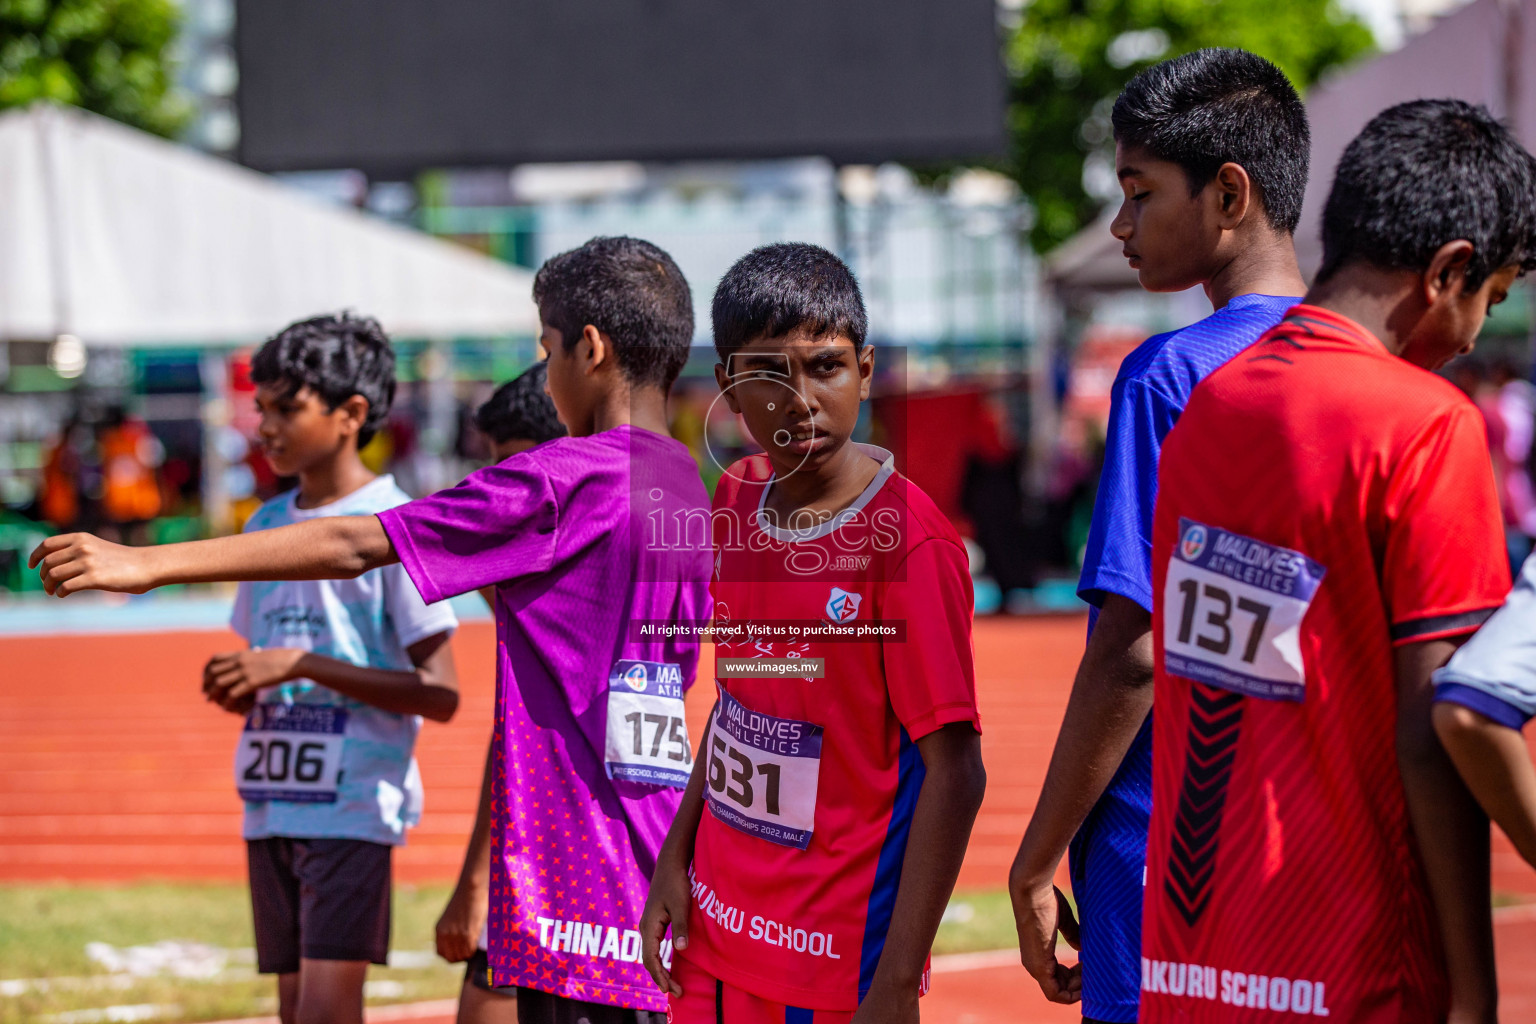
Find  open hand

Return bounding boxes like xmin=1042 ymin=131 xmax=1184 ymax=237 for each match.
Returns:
xmin=435 ymin=880 xmax=487 ymax=964
xmin=639 ymin=856 xmax=692 ymax=997
xmin=203 ymin=649 xmax=303 ymax=710
xmin=29 ymin=533 xmax=156 ymax=597
xmin=1010 ymin=878 xmax=1082 ymax=1005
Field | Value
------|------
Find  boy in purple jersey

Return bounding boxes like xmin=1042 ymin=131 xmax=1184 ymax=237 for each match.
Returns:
xmin=1007 ymin=49 xmax=1310 ymax=1023
xmin=32 ymin=237 xmax=713 ymax=1024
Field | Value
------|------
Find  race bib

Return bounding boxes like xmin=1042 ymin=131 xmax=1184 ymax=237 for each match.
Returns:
xmin=706 ymin=686 xmax=823 ymax=849
xmin=603 ymin=660 xmax=691 ymax=787
xmin=236 ymin=703 xmax=347 ymax=802
xmin=1163 ymin=518 xmax=1327 ymax=701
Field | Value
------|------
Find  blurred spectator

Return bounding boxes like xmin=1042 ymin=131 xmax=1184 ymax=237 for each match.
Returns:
xmin=1493 ymin=358 xmax=1536 ymax=567
xmin=38 ymin=416 xmax=85 ymax=531
xmin=97 ymin=407 xmax=163 ymax=544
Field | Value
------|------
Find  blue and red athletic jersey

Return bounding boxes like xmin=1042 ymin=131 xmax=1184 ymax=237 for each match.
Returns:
xmin=1141 ymin=306 xmax=1510 ymax=1021
xmin=679 ymin=446 xmax=980 ymax=1012
xmin=1073 ymin=293 xmax=1298 ymax=1021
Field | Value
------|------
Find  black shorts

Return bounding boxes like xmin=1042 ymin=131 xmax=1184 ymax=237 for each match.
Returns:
xmin=247 ymin=836 xmax=392 ymax=974
xmin=465 ymin=958 xmax=659 ymax=1024
xmin=514 ymin=986 xmax=665 ymax=1024
xmin=466 ymin=948 xmax=518 ymax=995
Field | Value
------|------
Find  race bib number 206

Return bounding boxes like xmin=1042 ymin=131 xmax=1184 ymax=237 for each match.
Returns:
xmin=236 ymin=703 xmax=347 ymax=803
xmin=1163 ymin=518 xmax=1327 ymax=702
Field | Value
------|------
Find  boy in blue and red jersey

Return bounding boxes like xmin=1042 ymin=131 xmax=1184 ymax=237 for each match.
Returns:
xmin=640 ymin=242 xmax=987 ymax=1024
xmin=1008 ymin=49 xmax=1310 ymax=1022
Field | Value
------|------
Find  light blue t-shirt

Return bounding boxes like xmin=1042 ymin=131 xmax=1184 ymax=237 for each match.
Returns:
xmin=1434 ymin=550 xmax=1536 ymax=729
xmin=230 ymin=474 xmax=458 ymax=845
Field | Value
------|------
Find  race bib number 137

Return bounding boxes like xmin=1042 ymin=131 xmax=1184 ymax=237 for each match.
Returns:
xmin=1162 ymin=518 xmax=1327 ymax=702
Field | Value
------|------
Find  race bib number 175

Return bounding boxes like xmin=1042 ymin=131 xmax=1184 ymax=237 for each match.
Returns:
xmin=604 ymin=659 xmax=692 ymax=788
xmin=1162 ymin=518 xmax=1327 ymax=702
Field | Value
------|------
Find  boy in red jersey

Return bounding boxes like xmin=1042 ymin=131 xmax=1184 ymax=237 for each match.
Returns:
xmin=639 ymin=242 xmax=987 ymax=1024
xmin=1140 ymin=100 xmax=1536 ymax=1022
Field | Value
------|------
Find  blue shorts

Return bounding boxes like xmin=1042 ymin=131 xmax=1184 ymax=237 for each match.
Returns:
xmin=1067 ymin=717 xmax=1152 ymax=1024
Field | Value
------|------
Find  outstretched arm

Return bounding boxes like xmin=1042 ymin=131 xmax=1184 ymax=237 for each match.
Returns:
xmin=30 ymin=515 xmax=396 ymax=597
xmin=1009 ymin=593 xmax=1153 ymax=1004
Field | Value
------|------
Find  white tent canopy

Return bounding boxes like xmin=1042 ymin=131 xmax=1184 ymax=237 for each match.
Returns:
xmin=0 ymin=103 xmax=538 ymax=346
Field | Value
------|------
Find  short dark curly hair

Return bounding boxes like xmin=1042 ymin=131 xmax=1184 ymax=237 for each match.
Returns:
xmin=250 ymin=313 xmax=396 ymax=447
xmin=474 ymin=362 xmax=565 ymax=446
xmin=532 ymin=236 xmax=694 ymax=391
xmin=1318 ymin=99 xmax=1536 ymax=289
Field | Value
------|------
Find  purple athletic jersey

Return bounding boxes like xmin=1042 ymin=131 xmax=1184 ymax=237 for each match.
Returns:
xmin=378 ymin=425 xmax=711 ymax=1010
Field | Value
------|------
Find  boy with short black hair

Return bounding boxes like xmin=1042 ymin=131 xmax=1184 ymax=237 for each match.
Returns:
xmin=201 ymin=312 xmax=462 ymax=1024
xmin=1007 ymin=48 xmax=1310 ymax=1021
xmin=1138 ymin=99 xmax=1536 ymax=1021
xmin=640 ymin=242 xmax=987 ymax=1024
xmin=472 ymin=362 xmax=566 ymax=463
xmin=33 ymin=238 xmax=713 ymax=1024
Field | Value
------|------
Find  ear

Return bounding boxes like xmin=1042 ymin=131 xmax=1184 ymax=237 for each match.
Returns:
xmin=336 ymin=394 xmax=370 ymax=438
xmin=580 ymin=324 xmax=610 ymax=375
xmin=856 ymin=343 xmax=875 ymax=402
xmin=714 ymin=362 xmax=742 ymax=414
xmin=1211 ymin=162 xmax=1252 ymax=230
xmin=1423 ymin=240 xmax=1475 ymax=305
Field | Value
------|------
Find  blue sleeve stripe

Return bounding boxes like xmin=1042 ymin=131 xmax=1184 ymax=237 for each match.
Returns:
xmin=1433 ymin=682 xmax=1533 ymax=729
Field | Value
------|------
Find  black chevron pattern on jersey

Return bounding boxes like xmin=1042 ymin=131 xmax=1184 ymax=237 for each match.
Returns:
xmin=1165 ymin=683 xmax=1246 ymax=928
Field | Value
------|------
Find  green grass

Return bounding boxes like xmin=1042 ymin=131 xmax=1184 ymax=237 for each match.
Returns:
xmin=0 ymin=882 xmax=464 ymax=1023
xmin=933 ymin=889 xmax=1020 ymax=956
xmin=0 ymin=882 xmax=1023 ymax=1023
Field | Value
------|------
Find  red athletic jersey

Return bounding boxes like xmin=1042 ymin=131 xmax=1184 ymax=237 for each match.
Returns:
xmin=679 ymin=445 xmax=980 ymax=1012
xmin=1141 ymin=307 xmax=1510 ymax=1022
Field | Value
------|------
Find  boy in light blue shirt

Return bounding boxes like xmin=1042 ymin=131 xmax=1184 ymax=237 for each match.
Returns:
xmin=1434 ymin=553 xmax=1536 ymax=874
xmin=203 ymin=314 xmax=459 ymax=1024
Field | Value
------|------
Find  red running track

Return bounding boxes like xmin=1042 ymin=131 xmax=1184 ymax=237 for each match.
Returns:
xmin=4 ymin=617 xmax=1535 ymax=1022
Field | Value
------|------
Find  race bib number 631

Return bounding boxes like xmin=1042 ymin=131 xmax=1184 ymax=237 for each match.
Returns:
xmin=706 ymin=686 xmax=823 ymax=849
xmin=1162 ymin=518 xmax=1327 ymax=702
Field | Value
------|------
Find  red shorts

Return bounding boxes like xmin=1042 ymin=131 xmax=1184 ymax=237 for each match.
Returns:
xmin=666 ymin=955 xmax=854 ymax=1024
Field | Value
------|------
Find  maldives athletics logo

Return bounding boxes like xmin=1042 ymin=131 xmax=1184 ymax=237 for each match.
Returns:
xmin=825 ymin=587 xmax=862 ymax=623
xmin=1180 ymin=523 xmax=1208 ymax=561
xmin=622 ymin=663 xmax=649 ymax=691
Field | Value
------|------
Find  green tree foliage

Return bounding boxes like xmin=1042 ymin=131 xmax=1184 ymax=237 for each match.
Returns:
xmin=1001 ymin=0 xmax=1375 ymax=251
xmin=0 ymin=0 xmax=188 ymax=137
